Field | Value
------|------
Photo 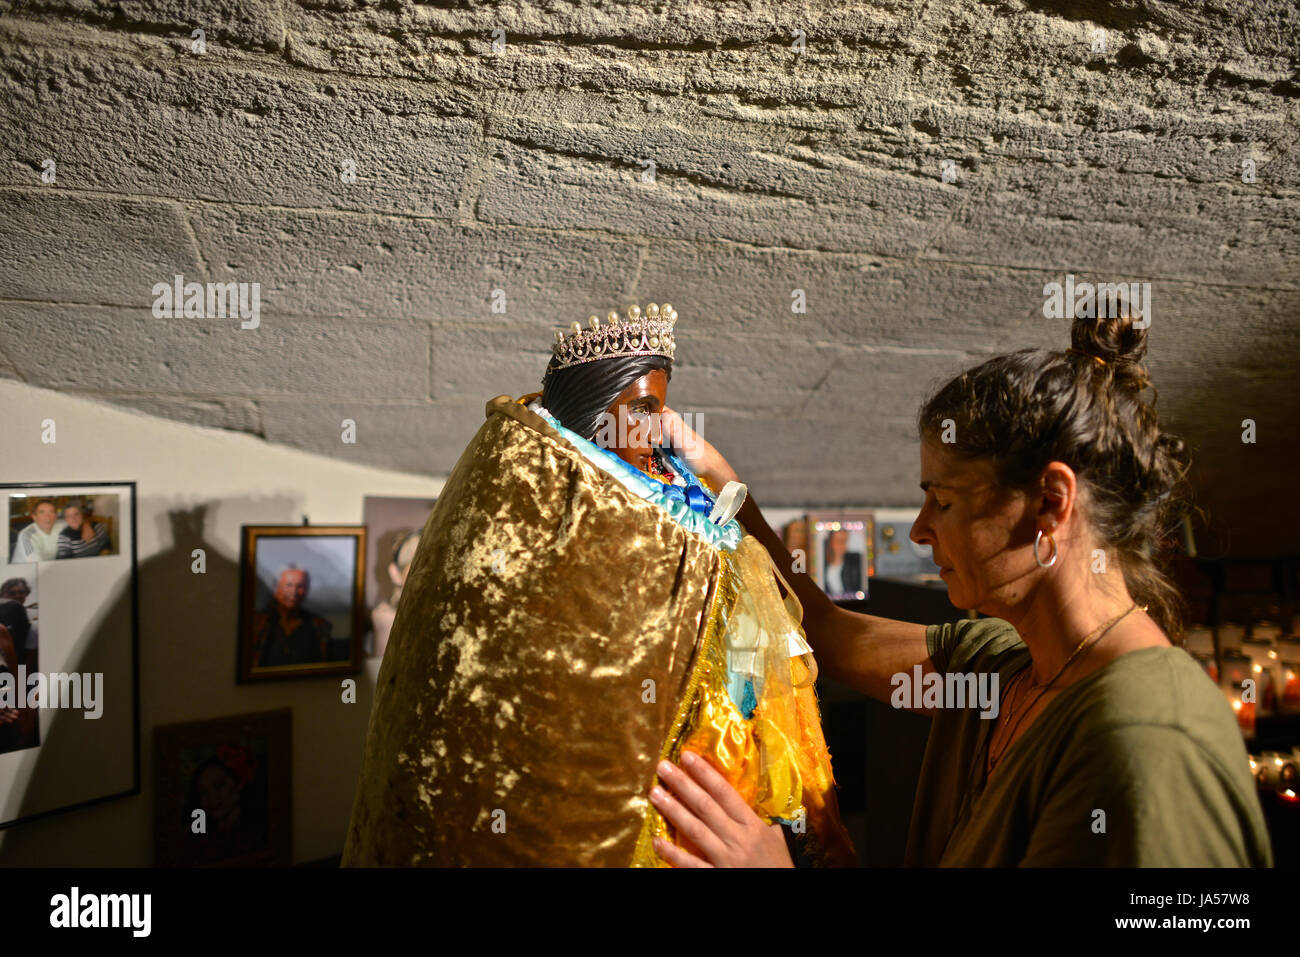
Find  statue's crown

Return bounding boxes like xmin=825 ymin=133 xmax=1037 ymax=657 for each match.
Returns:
xmin=550 ymin=302 xmax=678 ymax=371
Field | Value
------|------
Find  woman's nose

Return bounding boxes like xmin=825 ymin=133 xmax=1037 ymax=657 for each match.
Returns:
xmin=910 ymin=514 xmax=932 ymax=547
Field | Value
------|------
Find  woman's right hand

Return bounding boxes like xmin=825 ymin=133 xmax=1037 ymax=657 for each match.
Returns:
xmin=661 ymin=407 xmax=740 ymax=490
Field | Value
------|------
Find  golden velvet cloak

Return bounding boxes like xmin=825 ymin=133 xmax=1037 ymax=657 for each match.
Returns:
xmin=342 ymin=394 xmax=854 ymax=866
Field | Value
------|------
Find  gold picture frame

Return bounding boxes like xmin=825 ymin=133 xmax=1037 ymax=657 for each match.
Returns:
xmin=237 ymin=525 xmax=366 ymax=683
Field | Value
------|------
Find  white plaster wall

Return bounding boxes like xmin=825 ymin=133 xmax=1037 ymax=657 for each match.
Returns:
xmin=0 ymin=378 xmax=444 ymax=864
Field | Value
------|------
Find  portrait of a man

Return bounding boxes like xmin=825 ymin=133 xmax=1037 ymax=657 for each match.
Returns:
xmin=237 ymin=527 xmax=366 ymax=682
xmin=250 ymin=565 xmax=333 ymax=667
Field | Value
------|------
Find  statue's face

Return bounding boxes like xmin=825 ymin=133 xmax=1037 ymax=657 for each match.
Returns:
xmin=605 ymin=369 xmax=668 ymax=472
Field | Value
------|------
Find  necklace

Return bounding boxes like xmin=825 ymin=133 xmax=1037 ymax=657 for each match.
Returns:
xmin=985 ymin=602 xmax=1143 ymax=777
xmin=998 ymin=666 xmax=1035 ymax=724
xmin=644 ymin=448 xmax=676 ymax=482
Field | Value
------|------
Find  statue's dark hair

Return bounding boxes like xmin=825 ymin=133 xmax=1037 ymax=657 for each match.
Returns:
xmin=541 ymin=354 xmax=673 ymax=441
xmin=917 ymin=312 xmax=1191 ymax=640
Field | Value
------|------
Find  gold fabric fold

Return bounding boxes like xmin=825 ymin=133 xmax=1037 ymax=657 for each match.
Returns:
xmin=343 ymin=392 xmax=855 ymax=867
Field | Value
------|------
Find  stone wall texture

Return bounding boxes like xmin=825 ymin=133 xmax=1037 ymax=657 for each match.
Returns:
xmin=1 ymin=0 xmax=1297 ymax=554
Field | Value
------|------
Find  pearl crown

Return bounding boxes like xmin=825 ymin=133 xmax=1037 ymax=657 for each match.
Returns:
xmin=550 ymin=302 xmax=678 ymax=371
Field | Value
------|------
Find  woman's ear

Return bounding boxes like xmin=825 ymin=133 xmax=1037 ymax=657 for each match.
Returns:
xmin=1038 ymin=461 xmax=1078 ymax=530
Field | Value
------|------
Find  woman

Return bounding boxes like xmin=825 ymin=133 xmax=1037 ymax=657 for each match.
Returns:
xmin=344 ymin=302 xmax=854 ymax=867
xmin=182 ymin=748 xmax=267 ymax=865
xmin=650 ymin=313 xmax=1272 ymax=867
xmin=56 ymin=502 xmax=110 ymax=559
xmin=529 ymin=305 xmax=721 ymax=530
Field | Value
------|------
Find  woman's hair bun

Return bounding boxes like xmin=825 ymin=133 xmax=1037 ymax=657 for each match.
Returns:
xmin=1070 ymin=311 xmax=1147 ymax=367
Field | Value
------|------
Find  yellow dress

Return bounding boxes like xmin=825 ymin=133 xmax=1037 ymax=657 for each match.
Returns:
xmin=634 ymin=532 xmax=856 ymax=867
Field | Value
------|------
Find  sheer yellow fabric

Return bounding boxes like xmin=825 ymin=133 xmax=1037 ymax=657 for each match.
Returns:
xmin=633 ymin=538 xmax=856 ymax=867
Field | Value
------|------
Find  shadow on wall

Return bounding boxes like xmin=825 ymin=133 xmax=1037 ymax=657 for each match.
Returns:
xmin=0 ymin=501 xmax=379 ymax=865
xmin=1158 ymin=322 xmax=1300 ymax=561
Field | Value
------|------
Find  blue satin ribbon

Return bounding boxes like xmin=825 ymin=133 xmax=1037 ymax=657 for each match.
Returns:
xmin=657 ymin=450 xmax=714 ymax=515
xmin=664 ymin=482 xmax=711 ymax=514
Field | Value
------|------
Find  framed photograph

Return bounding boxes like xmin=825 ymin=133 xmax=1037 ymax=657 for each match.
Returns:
xmin=808 ymin=511 xmax=873 ymax=601
xmin=237 ymin=525 xmax=366 ymax=683
xmin=1 ymin=481 xmax=139 ymax=829
xmin=9 ymin=489 xmax=122 ymax=562
xmin=153 ymin=708 xmax=291 ymax=867
xmin=361 ymin=495 xmax=438 ymax=659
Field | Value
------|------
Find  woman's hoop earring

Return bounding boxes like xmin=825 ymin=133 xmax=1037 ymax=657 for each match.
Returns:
xmin=1034 ymin=529 xmax=1058 ymax=568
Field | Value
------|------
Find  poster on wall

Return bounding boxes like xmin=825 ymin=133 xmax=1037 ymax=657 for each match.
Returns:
xmin=361 ymin=495 xmax=438 ymax=659
xmin=0 ymin=481 xmax=139 ymax=829
xmin=807 ymin=510 xmax=873 ymax=601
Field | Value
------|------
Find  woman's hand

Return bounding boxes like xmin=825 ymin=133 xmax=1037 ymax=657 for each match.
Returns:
xmin=650 ymin=752 xmax=794 ymax=868
xmin=660 ymin=407 xmax=740 ymax=491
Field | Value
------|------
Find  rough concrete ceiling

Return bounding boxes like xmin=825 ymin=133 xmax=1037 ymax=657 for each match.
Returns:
xmin=0 ymin=0 xmax=1296 ymax=555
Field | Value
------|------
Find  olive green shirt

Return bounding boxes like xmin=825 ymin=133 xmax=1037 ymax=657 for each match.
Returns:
xmin=904 ymin=617 xmax=1273 ymax=866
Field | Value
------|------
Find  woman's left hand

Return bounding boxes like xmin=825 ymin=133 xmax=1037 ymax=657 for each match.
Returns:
xmin=660 ymin=408 xmax=739 ymax=491
xmin=650 ymin=752 xmax=794 ymax=868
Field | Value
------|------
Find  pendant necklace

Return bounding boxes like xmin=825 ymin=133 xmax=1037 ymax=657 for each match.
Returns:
xmin=937 ymin=602 xmax=1145 ymax=862
xmin=985 ymin=602 xmax=1143 ymax=776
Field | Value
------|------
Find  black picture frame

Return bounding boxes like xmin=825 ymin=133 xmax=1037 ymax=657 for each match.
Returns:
xmin=0 ymin=480 xmax=140 ymax=830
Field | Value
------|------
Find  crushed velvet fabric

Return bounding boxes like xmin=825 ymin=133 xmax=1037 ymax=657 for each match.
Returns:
xmin=342 ymin=395 xmax=721 ymax=866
